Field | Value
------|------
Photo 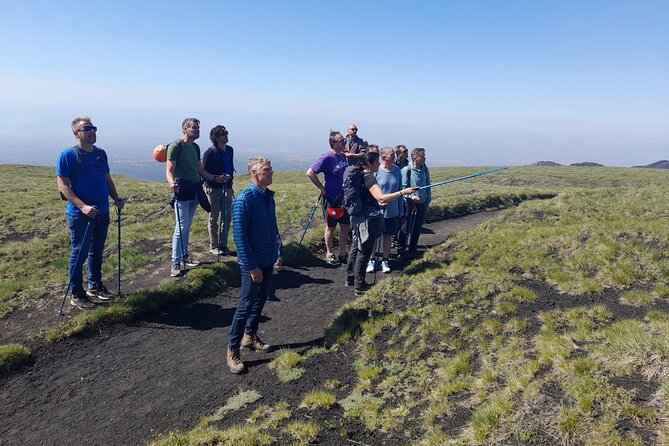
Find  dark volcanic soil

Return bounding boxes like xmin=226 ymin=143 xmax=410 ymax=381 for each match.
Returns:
xmin=0 ymin=212 xmax=500 ymax=446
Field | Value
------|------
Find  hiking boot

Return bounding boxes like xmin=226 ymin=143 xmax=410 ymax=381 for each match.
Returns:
xmin=71 ymin=292 xmax=95 ymax=309
xmin=209 ymin=247 xmax=223 ymax=255
xmin=226 ymin=348 xmax=246 ymax=374
xmin=381 ymin=260 xmax=391 ymax=274
xmin=338 ymin=254 xmax=348 ymax=264
xmin=87 ymin=283 xmax=113 ymax=301
xmin=170 ymin=263 xmax=182 ymax=277
xmin=241 ymin=333 xmax=271 ymax=352
xmin=345 ymin=275 xmax=354 ymax=287
xmin=220 ymin=247 xmax=231 ymax=256
xmin=366 ymin=260 xmax=376 ymax=273
xmin=354 ymin=281 xmax=370 ymax=296
xmin=325 ymin=253 xmax=338 ymax=265
xmin=183 ymin=256 xmax=201 ymax=267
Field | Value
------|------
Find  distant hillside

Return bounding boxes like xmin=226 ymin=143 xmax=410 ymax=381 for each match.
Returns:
xmin=570 ymin=162 xmax=604 ymax=167
xmin=633 ymin=160 xmax=669 ymax=169
xmin=528 ymin=161 xmax=562 ymax=166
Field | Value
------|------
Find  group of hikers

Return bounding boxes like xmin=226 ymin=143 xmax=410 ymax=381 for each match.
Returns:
xmin=56 ymin=117 xmax=431 ymax=374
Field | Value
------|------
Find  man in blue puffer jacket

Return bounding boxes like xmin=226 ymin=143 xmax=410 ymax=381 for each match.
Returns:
xmin=227 ymin=156 xmax=284 ymax=374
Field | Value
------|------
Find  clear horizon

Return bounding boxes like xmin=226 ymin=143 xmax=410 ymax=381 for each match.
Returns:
xmin=1 ymin=1 xmax=667 ymax=171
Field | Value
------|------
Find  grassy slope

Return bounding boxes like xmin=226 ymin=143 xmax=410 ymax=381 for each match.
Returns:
xmin=0 ymin=164 xmax=556 ymax=317
xmin=149 ymin=167 xmax=669 ymax=445
xmin=6 ymin=163 xmax=669 ymax=444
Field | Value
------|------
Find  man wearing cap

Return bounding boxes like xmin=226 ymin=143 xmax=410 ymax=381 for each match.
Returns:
xmin=306 ymin=130 xmax=350 ymax=265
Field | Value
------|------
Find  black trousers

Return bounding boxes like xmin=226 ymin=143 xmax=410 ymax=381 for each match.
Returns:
xmin=398 ymin=203 xmax=427 ymax=253
xmin=346 ymin=219 xmax=381 ymax=289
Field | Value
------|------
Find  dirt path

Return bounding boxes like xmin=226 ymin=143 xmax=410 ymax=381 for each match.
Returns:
xmin=0 ymin=211 xmax=499 ymax=446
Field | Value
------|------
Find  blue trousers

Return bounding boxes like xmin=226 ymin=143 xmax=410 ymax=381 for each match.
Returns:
xmin=66 ymin=212 xmax=110 ymax=294
xmin=228 ymin=266 xmax=273 ymax=349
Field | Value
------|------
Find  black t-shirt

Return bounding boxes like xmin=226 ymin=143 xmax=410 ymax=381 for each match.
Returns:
xmin=362 ymin=172 xmax=381 ymax=217
xmin=202 ymin=145 xmax=234 ymax=189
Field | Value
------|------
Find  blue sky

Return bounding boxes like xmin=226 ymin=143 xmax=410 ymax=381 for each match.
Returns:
xmin=1 ymin=0 xmax=667 ymax=172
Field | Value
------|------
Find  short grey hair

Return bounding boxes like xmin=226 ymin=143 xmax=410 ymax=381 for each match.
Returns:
xmin=381 ymin=146 xmax=395 ymax=159
xmin=247 ymin=156 xmax=271 ymax=174
xmin=71 ymin=116 xmax=92 ymax=131
xmin=181 ymin=118 xmax=200 ymax=130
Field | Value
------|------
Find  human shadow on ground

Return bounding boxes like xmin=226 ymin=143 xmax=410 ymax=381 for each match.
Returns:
xmin=273 ymin=269 xmax=334 ymax=290
xmin=136 ymin=302 xmax=238 ymax=331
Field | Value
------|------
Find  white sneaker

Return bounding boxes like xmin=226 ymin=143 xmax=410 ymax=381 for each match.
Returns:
xmin=209 ymin=247 xmax=223 ymax=255
xmin=183 ymin=256 xmax=201 ymax=267
xmin=366 ymin=260 xmax=375 ymax=273
xmin=381 ymin=260 xmax=391 ymax=273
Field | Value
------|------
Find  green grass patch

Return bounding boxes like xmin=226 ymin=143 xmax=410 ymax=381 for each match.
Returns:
xmin=150 ymin=424 xmax=273 ymax=446
xmin=269 ymin=350 xmax=305 ymax=382
xmin=200 ymin=389 xmax=262 ymax=425
xmin=0 ymin=343 xmax=32 ymax=373
xmin=620 ymin=290 xmax=655 ymax=306
xmin=283 ymin=421 xmax=319 ymax=446
xmin=301 ymin=390 xmax=336 ymax=409
xmin=469 ymin=394 xmax=514 ymax=442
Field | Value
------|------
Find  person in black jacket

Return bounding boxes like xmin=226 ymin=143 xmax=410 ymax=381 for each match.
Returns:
xmin=201 ymin=125 xmax=235 ymax=255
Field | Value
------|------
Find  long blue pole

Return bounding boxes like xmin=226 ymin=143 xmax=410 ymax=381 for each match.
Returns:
xmin=418 ymin=167 xmax=507 ymax=190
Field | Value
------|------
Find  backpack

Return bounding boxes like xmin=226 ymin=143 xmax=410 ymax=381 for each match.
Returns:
xmin=342 ymin=165 xmax=364 ymax=216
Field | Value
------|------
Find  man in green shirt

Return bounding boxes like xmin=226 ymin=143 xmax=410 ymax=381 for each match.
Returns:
xmin=166 ymin=118 xmax=219 ymax=277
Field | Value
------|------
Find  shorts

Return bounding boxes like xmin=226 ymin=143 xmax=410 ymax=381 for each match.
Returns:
xmin=382 ymin=216 xmax=398 ymax=236
xmin=322 ymin=198 xmax=350 ymax=227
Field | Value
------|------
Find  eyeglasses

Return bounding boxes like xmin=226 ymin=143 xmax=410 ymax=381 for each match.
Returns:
xmin=349 ymin=128 xmax=358 ymax=132
xmin=77 ymin=125 xmax=97 ymax=133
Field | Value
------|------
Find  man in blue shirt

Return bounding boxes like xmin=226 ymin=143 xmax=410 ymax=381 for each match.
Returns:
xmin=56 ymin=117 xmax=125 ymax=309
xmin=227 ymin=156 xmax=284 ymax=374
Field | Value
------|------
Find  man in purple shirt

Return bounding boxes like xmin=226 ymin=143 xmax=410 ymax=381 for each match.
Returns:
xmin=306 ymin=131 xmax=350 ymax=265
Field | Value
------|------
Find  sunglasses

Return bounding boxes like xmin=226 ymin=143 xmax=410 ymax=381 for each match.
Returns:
xmin=349 ymin=128 xmax=358 ymax=132
xmin=78 ymin=125 xmax=97 ymax=133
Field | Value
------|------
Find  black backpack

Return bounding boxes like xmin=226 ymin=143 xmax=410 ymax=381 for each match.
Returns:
xmin=342 ymin=165 xmax=364 ymax=216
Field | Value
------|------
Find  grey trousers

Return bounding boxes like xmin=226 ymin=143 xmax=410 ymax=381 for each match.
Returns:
xmin=205 ymin=186 xmax=233 ymax=249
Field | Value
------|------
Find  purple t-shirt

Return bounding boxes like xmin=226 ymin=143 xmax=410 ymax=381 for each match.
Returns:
xmin=310 ymin=151 xmax=348 ymax=203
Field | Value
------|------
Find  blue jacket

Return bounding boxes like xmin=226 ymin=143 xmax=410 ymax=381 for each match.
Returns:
xmin=233 ymin=182 xmax=283 ymax=270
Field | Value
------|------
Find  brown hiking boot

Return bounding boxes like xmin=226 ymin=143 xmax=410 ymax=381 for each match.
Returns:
xmin=241 ymin=333 xmax=271 ymax=352
xmin=226 ymin=348 xmax=246 ymax=374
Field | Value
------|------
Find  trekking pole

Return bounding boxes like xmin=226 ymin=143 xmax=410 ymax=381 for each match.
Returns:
xmin=117 ymin=206 xmax=122 ymax=297
xmin=291 ymin=196 xmax=320 ymax=264
xmin=405 ymin=203 xmax=417 ymax=255
xmin=173 ymin=190 xmax=186 ymax=274
xmin=372 ymin=236 xmax=382 ymax=284
xmin=59 ymin=215 xmax=96 ymax=315
xmin=418 ymin=167 xmax=507 ymax=190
